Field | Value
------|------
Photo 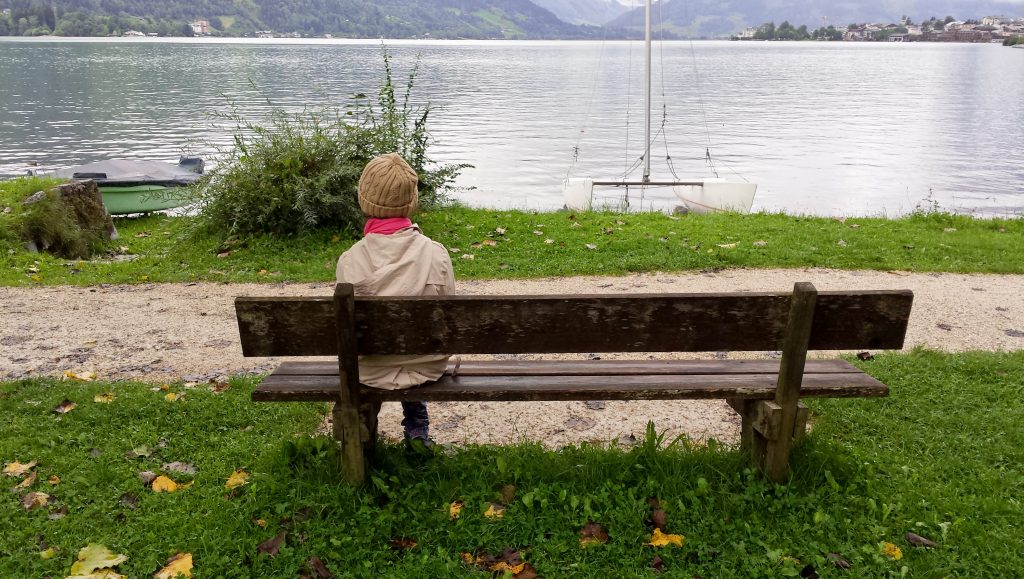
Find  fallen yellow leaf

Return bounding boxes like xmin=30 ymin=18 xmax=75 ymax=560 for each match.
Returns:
xmin=94 ymin=393 xmax=116 ymax=404
xmin=63 ymin=370 xmax=96 ymax=382
xmin=3 ymin=460 xmax=36 ymax=476
xmin=39 ymin=547 xmax=58 ymax=560
xmin=154 ymin=552 xmax=193 ymax=579
xmin=225 ymin=469 xmax=251 ymax=490
xmin=483 ymin=503 xmax=505 ymax=519
xmin=882 ymin=542 xmax=903 ymax=561
xmin=165 ymin=393 xmax=180 ymax=402
xmin=255 ymin=519 xmax=267 ymax=528
xmin=160 ymin=384 xmax=171 ymax=391
xmin=152 ymin=475 xmax=192 ymax=493
xmin=449 ymin=501 xmax=464 ymax=520
xmin=647 ymin=528 xmax=685 ymax=548
xmin=489 ymin=561 xmax=525 ymax=574
xmin=15 ymin=470 xmax=38 ymax=489
xmin=68 ymin=543 xmax=128 ymax=577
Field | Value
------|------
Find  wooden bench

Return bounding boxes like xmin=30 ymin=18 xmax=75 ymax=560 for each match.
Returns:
xmin=236 ymin=282 xmax=912 ymax=485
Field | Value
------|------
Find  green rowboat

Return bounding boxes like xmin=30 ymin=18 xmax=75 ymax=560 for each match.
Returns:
xmin=56 ymin=157 xmax=203 ymax=215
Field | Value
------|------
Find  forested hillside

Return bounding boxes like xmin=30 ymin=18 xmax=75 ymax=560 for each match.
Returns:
xmin=0 ymin=0 xmax=603 ymax=38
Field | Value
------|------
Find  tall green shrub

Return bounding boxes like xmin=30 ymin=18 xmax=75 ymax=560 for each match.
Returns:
xmin=189 ymin=50 xmax=467 ymax=238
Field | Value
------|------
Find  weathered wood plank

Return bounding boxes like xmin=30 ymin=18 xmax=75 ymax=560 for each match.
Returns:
xmin=764 ymin=282 xmax=818 ymax=483
xmin=270 ymin=359 xmax=861 ymax=377
xmin=333 ymin=284 xmax=366 ymax=485
xmin=251 ymin=372 xmax=888 ymax=402
xmin=235 ymin=290 xmax=913 ymax=357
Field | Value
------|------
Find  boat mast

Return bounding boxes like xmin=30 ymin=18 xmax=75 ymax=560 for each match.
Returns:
xmin=643 ymin=0 xmax=652 ymax=183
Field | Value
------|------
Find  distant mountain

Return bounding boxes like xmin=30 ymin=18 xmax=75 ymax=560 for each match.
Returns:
xmin=0 ymin=0 xmax=601 ymax=39
xmin=607 ymin=0 xmax=1024 ymax=37
xmin=530 ymin=0 xmax=632 ymax=26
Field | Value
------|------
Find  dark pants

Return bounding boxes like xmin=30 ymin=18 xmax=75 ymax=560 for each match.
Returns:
xmin=401 ymin=401 xmax=429 ymax=440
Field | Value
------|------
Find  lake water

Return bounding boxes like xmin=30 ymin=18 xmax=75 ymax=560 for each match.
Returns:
xmin=1 ymin=37 xmax=1022 ymax=217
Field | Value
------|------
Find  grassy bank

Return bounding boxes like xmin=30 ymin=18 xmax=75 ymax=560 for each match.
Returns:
xmin=1 ymin=206 xmax=1021 ymax=286
xmin=1 ymin=350 xmax=1022 ymax=576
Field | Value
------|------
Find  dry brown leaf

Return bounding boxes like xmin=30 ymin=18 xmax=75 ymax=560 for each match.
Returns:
xmin=651 ymin=554 xmax=665 ymax=572
xmin=470 ymin=242 xmax=482 ymax=249
xmin=495 ymin=227 xmax=507 ymax=235
xmin=154 ymin=552 xmax=193 ymax=579
xmin=139 ymin=471 xmax=158 ymax=485
xmin=389 ymin=537 xmax=417 ymax=551
xmin=484 ymin=503 xmax=505 ymax=519
xmin=650 ymin=508 xmax=667 ymax=531
xmin=856 ymin=351 xmax=874 ymax=361
xmin=53 ymin=399 xmax=77 ymax=414
xmin=15 ymin=470 xmax=38 ymax=489
xmin=210 ymin=382 xmax=230 ymax=394
xmin=482 ymin=239 xmax=498 ymax=246
xmin=906 ymin=532 xmax=937 ymax=548
xmin=257 ymin=532 xmax=286 ymax=557
xmin=4 ymin=460 xmax=37 ymax=477
xmin=579 ymin=521 xmax=609 ymax=546
xmin=716 ymin=243 xmax=737 ymax=249
xmin=533 ymin=230 xmax=544 ymax=236
xmin=48 ymin=504 xmax=69 ymax=520
xmin=449 ymin=501 xmax=464 ymax=520
xmin=827 ymin=552 xmax=851 ymax=569
xmin=119 ymin=492 xmax=139 ymax=509
xmin=305 ymin=556 xmax=335 ymax=578
xmin=225 ymin=469 xmax=251 ymax=489
xmin=461 ymin=254 xmax=475 ymax=260
xmin=48 ymin=475 xmax=60 ymax=485
xmin=647 ymin=528 xmax=684 ymax=547
xmin=499 ymin=484 xmax=516 ymax=505
xmin=544 ymin=238 xmax=555 ymax=244
xmin=21 ymin=491 xmax=50 ymax=510
xmin=163 ymin=462 xmax=198 ymax=476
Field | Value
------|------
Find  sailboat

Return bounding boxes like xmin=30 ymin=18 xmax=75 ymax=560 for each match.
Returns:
xmin=563 ymin=0 xmax=756 ymax=213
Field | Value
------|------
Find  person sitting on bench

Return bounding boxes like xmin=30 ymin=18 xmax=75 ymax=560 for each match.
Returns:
xmin=335 ymin=153 xmax=455 ymax=452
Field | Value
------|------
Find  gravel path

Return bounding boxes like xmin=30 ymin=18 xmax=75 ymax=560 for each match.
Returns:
xmin=2 ymin=268 xmax=1022 ymax=446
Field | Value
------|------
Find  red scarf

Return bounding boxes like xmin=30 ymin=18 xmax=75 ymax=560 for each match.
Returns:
xmin=363 ymin=217 xmax=413 ymax=236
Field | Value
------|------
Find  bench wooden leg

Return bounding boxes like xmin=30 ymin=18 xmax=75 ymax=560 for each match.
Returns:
xmin=729 ymin=398 xmax=809 ymax=479
xmin=727 ymin=398 xmax=768 ymax=470
xmin=332 ymin=401 xmax=367 ymax=485
xmin=358 ymin=400 xmax=382 ymax=456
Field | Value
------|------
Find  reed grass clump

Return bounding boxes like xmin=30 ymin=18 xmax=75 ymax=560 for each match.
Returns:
xmin=188 ymin=51 xmax=467 ymax=240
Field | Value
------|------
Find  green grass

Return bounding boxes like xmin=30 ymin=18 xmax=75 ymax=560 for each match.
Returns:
xmin=1 ymin=350 xmax=1022 ymax=576
xmin=1 ymin=206 xmax=1021 ymax=286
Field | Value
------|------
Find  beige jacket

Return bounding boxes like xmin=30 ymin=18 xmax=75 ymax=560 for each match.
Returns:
xmin=336 ymin=226 xmax=455 ymax=390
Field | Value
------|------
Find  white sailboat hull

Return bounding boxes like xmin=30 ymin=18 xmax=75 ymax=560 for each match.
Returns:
xmin=673 ymin=179 xmax=757 ymax=214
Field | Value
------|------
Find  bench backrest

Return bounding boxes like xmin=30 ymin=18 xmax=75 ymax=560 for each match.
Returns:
xmin=236 ymin=287 xmax=913 ymax=357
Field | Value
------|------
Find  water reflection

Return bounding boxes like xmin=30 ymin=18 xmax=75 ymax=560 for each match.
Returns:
xmin=0 ymin=38 xmax=1021 ymax=216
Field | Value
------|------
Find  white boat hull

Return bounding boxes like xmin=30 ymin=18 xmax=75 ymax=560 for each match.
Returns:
xmin=673 ymin=179 xmax=757 ymax=214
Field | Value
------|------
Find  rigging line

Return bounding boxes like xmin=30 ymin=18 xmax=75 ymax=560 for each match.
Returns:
xmin=655 ymin=0 xmax=683 ymax=181
xmin=683 ymin=0 xmax=718 ymax=178
xmin=566 ymin=19 xmax=611 ymax=180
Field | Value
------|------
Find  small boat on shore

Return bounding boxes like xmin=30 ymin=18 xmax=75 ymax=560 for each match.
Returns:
xmin=55 ymin=157 xmax=203 ymax=215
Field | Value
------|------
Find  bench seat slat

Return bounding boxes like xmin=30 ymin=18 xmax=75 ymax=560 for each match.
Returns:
xmin=270 ymin=359 xmax=861 ymax=376
xmin=251 ymin=370 xmax=887 ymax=402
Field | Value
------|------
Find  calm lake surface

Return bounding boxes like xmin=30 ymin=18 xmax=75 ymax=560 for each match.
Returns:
xmin=1 ymin=37 xmax=1022 ymax=216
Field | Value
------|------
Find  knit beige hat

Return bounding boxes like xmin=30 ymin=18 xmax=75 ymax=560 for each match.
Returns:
xmin=357 ymin=153 xmax=419 ymax=218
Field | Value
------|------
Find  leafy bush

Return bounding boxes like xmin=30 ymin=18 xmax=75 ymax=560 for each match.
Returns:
xmin=189 ymin=51 xmax=468 ymax=239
